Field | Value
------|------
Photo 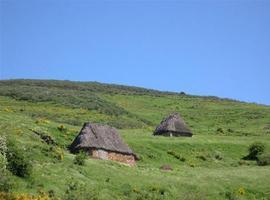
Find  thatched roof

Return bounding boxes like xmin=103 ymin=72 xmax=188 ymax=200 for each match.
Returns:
xmin=70 ymin=123 xmax=135 ymax=156
xmin=154 ymin=113 xmax=192 ymax=137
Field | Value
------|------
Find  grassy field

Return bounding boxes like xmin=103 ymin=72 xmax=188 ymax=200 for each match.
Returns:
xmin=0 ymin=80 xmax=270 ymax=200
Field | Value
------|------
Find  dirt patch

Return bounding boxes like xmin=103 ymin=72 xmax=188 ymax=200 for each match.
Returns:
xmin=160 ymin=164 xmax=173 ymax=171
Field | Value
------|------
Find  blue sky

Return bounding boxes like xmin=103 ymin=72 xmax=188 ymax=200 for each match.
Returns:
xmin=1 ymin=0 xmax=270 ymax=105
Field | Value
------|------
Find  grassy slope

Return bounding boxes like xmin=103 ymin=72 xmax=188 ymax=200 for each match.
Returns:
xmin=0 ymin=80 xmax=270 ymax=199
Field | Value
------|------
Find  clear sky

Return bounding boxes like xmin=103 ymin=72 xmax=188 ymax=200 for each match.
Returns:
xmin=1 ymin=0 xmax=270 ymax=105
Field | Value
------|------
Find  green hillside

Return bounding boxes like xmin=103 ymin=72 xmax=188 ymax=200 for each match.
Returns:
xmin=0 ymin=79 xmax=270 ymax=200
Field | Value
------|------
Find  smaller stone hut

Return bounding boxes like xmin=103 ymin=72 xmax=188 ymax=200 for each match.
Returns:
xmin=154 ymin=113 xmax=192 ymax=137
xmin=70 ymin=123 xmax=137 ymax=165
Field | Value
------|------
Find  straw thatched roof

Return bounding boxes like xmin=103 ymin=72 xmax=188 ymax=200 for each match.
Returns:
xmin=70 ymin=123 xmax=136 ymax=156
xmin=154 ymin=113 xmax=192 ymax=137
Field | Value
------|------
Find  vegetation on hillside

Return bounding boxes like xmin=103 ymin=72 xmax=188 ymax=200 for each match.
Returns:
xmin=0 ymin=79 xmax=270 ymax=199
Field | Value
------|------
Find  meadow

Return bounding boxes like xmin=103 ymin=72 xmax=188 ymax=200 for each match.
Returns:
xmin=0 ymin=80 xmax=270 ymax=200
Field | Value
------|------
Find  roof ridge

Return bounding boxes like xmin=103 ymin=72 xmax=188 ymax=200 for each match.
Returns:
xmin=89 ymin=124 xmax=98 ymax=139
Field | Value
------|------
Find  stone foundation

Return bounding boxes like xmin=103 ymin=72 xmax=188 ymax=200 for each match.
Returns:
xmin=155 ymin=131 xmax=192 ymax=137
xmin=92 ymin=149 xmax=108 ymax=160
xmin=90 ymin=149 xmax=136 ymax=166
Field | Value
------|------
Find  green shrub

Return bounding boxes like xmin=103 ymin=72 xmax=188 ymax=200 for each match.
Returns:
xmin=196 ymin=155 xmax=207 ymax=161
xmin=6 ymin=141 xmax=32 ymax=178
xmin=244 ymin=142 xmax=265 ymax=160
xmin=0 ymin=80 xmax=130 ymax=116
xmin=227 ymin=128 xmax=234 ymax=133
xmin=134 ymin=185 xmax=170 ymax=200
xmin=214 ymin=152 xmax=223 ymax=160
xmin=121 ymin=183 xmax=132 ymax=196
xmin=58 ymin=124 xmax=68 ymax=133
xmin=0 ymin=136 xmax=8 ymax=171
xmin=0 ymin=171 xmax=13 ymax=192
xmin=216 ymin=128 xmax=224 ymax=134
xmin=41 ymin=146 xmax=64 ymax=162
xmin=257 ymin=154 xmax=270 ymax=166
xmin=74 ymin=151 xmax=87 ymax=166
xmin=63 ymin=179 xmax=98 ymax=200
xmin=53 ymin=147 xmax=64 ymax=161
xmin=0 ymin=136 xmax=13 ymax=192
xmin=167 ymin=150 xmax=186 ymax=162
xmin=225 ymin=191 xmax=238 ymax=200
xmin=121 ymin=185 xmax=170 ymax=200
xmin=188 ymin=162 xmax=196 ymax=168
xmin=146 ymin=153 xmax=157 ymax=159
xmin=0 ymin=192 xmax=16 ymax=200
xmin=48 ymin=189 xmax=56 ymax=199
xmin=30 ymin=129 xmax=57 ymax=145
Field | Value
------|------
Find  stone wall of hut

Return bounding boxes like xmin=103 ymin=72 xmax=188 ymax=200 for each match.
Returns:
xmin=158 ymin=131 xmax=192 ymax=137
xmin=90 ymin=149 xmax=136 ymax=166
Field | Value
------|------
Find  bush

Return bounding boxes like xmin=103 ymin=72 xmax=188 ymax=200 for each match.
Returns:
xmin=146 ymin=153 xmax=157 ymax=159
xmin=0 ymin=171 xmax=13 ymax=192
xmin=0 ymin=192 xmax=52 ymax=200
xmin=0 ymin=136 xmax=13 ymax=192
xmin=30 ymin=129 xmax=56 ymax=145
xmin=63 ymin=179 xmax=98 ymax=200
xmin=224 ymin=191 xmax=238 ymax=200
xmin=0 ymin=81 xmax=130 ymax=117
xmin=196 ymin=155 xmax=207 ymax=161
xmin=35 ymin=118 xmax=50 ymax=124
xmin=182 ymin=192 xmax=207 ymax=200
xmin=167 ymin=150 xmax=186 ymax=162
xmin=188 ymin=162 xmax=196 ymax=168
xmin=0 ymin=192 xmax=16 ymax=200
xmin=214 ymin=152 xmax=223 ymax=160
xmin=57 ymin=125 xmax=67 ymax=133
xmin=74 ymin=151 xmax=87 ymax=166
xmin=257 ymin=154 xmax=270 ymax=166
xmin=124 ymin=185 xmax=170 ymax=200
xmin=0 ymin=136 xmax=8 ymax=171
xmin=6 ymin=141 xmax=32 ymax=178
xmin=216 ymin=128 xmax=224 ymax=134
xmin=244 ymin=142 xmax=265 ymax=160
xmin=227 ymin=128 xmax=234 ymax=133
xmin=53 ymin=147 xmax=64 ymax=161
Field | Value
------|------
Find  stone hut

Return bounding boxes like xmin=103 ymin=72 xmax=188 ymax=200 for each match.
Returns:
xmin=154 ymin=113 xmax=192 ymax=137
xmin=70 ymin=123 xmax=137 ymax=166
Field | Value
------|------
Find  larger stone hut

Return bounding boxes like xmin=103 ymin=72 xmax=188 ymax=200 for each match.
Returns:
xmin=70 ymin=123 xmax=137 ymax=165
